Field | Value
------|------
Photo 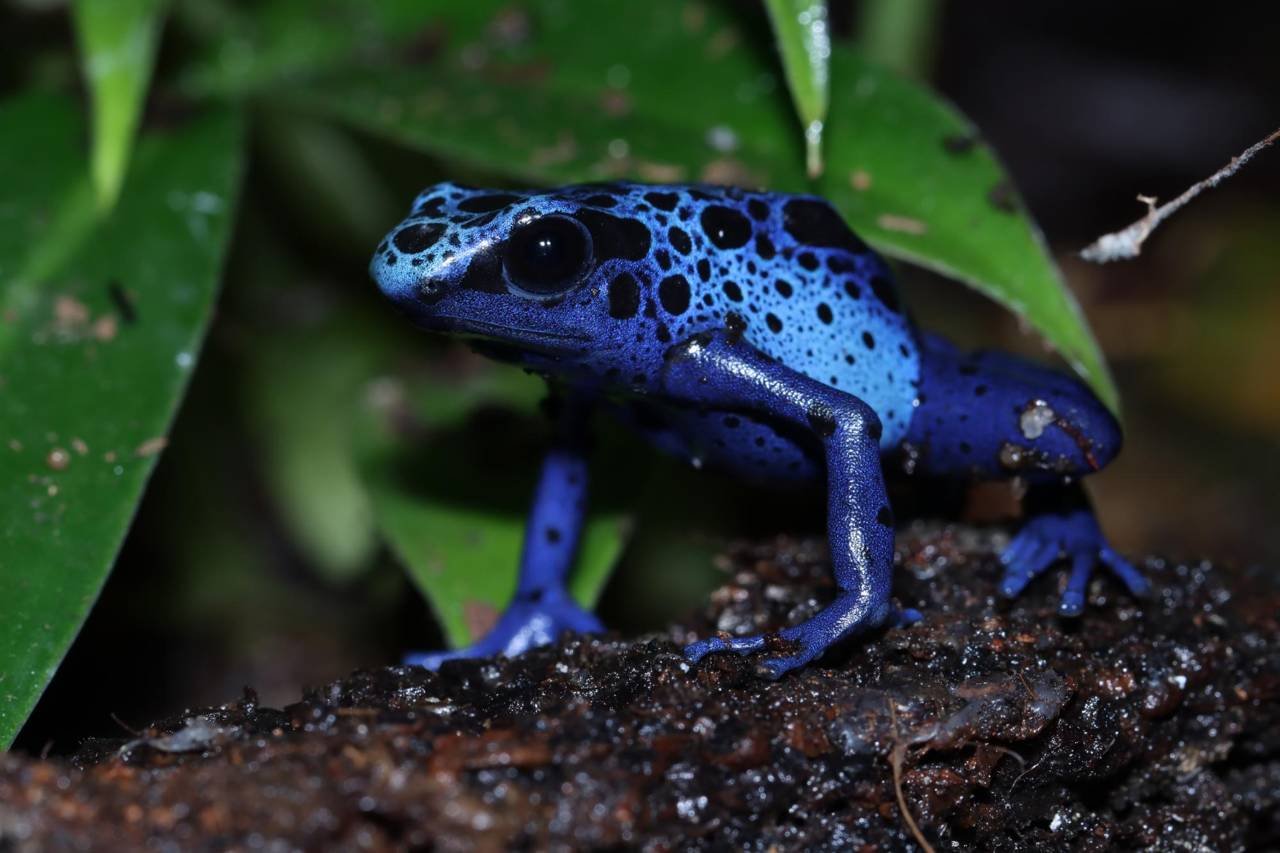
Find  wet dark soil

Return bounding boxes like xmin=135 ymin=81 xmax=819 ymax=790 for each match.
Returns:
xmin=2 ymin=523 xmax=1277 ymax=851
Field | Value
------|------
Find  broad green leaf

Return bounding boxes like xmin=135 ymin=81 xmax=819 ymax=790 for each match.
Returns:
xmin=282 ymin=0 xmax=1117 ymax=412
xmin=174 ymin=0 xmax=447 ymax=98
xmin=764 ymin=0 xmax=830 ymax=177
xmin=0 ymin=94 xmax=244 ymax=748
xmin=357 ymin=366 xmax=629 ymax=649
xmin=72 ymin=0 xmax=166 ymax=211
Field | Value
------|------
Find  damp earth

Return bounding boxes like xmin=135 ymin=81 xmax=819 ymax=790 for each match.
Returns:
xmin=1 ymin=522 xmax=1276 ymax=851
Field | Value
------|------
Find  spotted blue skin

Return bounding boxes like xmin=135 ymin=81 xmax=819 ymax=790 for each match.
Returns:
xmin=371 ymin=182 xmax=1148 ymax=678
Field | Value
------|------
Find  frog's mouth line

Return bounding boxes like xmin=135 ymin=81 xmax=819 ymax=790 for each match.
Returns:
xmin=446 ymin=318 xmax=590 ymax=351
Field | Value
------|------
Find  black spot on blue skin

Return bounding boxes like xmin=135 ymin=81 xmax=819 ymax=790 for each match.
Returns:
xmin=876 ymin=506 xmax=894 ymax=527
xmin=816 ymin=303 xmax=833 ymax=324
xmin=959 ymin=441 xmax=972 ymax=454
xmin=655 ymin=249 xmax=672 ymax=271
xmin=545 ymin=526 xmax=562 ymax=543
xmin=643 ymin=298 xmax=657 ymax=319
xmin=747 ymin=198 xmax=770 ymax=221
xmin=827 ymin=255 xmax=855 ymax=274
xmin=700 ymin=205 xmax=752 ymax=249
xmin=844 ymin=280 xmax=862 ymax=299
xmin=585 ymin=194 xmax=618 ymax=207
xmin=755 ymin=234 xmax=776 ymax=259
xmin=868 ymin=420 xmax=882 ymax=440
xmin=725 ymin=311 xmax=747 ymax=341
xmin=609 ymin=273 xmax=640 ymax=319
xmin=862 ymin=331 xmax=876 ymax=349
xmin=384 ymin=254 xmax=397 ymax=266
xmin=574 ymin=209 xmax=651 ymax=261
xmin=782 ymin=198 xmax=869 ymax=254
xmin=668 ymin=227 xmax=692 ymax=255
xmin=643 ymin=191 xmax=679 ymax=211
xmin=723 ymin=415 xmax=741 ymax=428
xmin=775 ymin=280 xmax=793 ymax=298
xmin=393 ymin=223 xmax=444 ymax=254
xmin=722 ymin=281 xmax=743 ymax=302
xmin=697 ymin=259 xmax=711 ymax=282
xmin=688 ymin=189 xmax=715 ymax=202
xmin=798 ymin=252 xmax=819 ymax=271
xmin=460 ymin=251 xmax=504 ymax=293
xmin=659 ymin=274 xmax=691 ymax=315
xmin=869 ymin=275 xmax=900 ymax=312
xmin=656 ymin=323 xmax=672 ymax=343
xmin=807 ymin=405 xmax=836 ymax=437
xmin=458 ymin=194 xmax=521 ymax=213
xmin=974 ymin=384 xmax=988 ymax=396
xmin=415 ymin=196 xmax=446 ymax=217
xmin=766 ymin=313 xmax=783 ymax=333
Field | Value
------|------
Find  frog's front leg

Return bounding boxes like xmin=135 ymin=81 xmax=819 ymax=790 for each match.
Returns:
xmin=665 ymin=331 xmax=917 ymax=679
xmin=999 ymin=482 xmax=1149 ymax=616
xmin=405 ymin=393 xmax=602 ymax=668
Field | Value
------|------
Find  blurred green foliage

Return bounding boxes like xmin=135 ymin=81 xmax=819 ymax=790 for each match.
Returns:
xmin=0 ymin=0 xmax=1112 ymax=747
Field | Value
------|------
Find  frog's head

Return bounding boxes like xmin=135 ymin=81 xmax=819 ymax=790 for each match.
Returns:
xmin=370 ymin=182 xmax=656 ymax=363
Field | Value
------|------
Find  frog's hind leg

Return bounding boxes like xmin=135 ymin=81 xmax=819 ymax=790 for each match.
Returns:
xmin=906 ymin=332 xmax=1122 ymax=480
xmin=404 ymin=392 xmax=603 ymax=668
xmin=906 ymin=332 xmax=1146 ymax=615
xmin=662 ymin=330 xmax=917 ymax=679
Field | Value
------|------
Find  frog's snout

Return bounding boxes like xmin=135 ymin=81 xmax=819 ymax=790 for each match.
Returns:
xmin=369 ymin=225 xmax=452 ymax=317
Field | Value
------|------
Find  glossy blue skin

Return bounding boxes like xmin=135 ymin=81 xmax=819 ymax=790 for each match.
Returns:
xmin=372 ymin=182 xmax=1148 ymax=677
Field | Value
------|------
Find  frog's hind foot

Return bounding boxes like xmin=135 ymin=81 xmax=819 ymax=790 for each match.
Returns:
xmin=683 ymin=598 xmax=918 ymax=680
xmin=998 ymin=509 xmax=1150 ymax=616
xmin=404 ymin=592 xmax=604 ymax=669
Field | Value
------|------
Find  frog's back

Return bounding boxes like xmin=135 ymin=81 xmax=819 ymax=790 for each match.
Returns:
xmin=581 ymin=183 xmax=921 ymax=445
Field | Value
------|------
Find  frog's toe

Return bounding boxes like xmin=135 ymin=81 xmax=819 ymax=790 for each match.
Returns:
xmin=403 ymin=594 xmax=604 ymax=669
xmin=404 ymin=648 xmax=469 ymax=669
xmin=683 ymin=633 xmax=768 ymax=663
xmin=1100 ymin=544 xmax=1150 ymax=597
xmin=998 ymin=531 xmax=1061 ymax=598
xmin=890 ymin=605 xmax=924 ymax=627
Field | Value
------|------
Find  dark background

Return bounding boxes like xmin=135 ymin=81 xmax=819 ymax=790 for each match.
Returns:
xmin=11 ymin=1 xmax=1280 ymax=753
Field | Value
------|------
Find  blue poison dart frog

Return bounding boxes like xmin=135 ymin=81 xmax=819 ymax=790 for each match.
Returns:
xmin=370 ymin=182 xmax=1148 ymax=678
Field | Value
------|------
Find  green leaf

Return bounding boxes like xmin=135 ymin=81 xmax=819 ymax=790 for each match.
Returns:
xmin=282 ymin=0 xmax=1117 ymax=412
xmin=0 ymin=94 xmax=244 ymax=748
xmin=357 ymin=367 xmax=628 ymax=649
xmin=856 ymin=0 xmax=941 ymax=78
xmin=72 ymin=0 xmax=166 ymax=212
xmin=174 ymin=0 xmax=443 ymax=98
xmin=763 ymin=0 xmax=830 ymax=177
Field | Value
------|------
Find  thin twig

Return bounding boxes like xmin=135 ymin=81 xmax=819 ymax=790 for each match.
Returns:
xmin=888 ymin=701 xmax=936 ymax=853
xmin=1080 ymin=126 xmax=1280 ymax=263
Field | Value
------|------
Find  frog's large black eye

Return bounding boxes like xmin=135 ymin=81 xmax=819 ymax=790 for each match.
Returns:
xmin=502 ymin=215 xmax=593 ymax=296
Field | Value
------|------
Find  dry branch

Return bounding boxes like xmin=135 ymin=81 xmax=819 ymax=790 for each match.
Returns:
xmin=1080 ymin=127 xmax=1280 ymax=263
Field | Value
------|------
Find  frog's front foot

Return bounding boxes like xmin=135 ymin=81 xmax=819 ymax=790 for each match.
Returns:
xmin=684 ymin=596 xmax=918 ymax=679
xmin=404 ymin=592 xmax=604 ymax=669
xmin=999 ymin=509 xmax=1150 ymax=616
